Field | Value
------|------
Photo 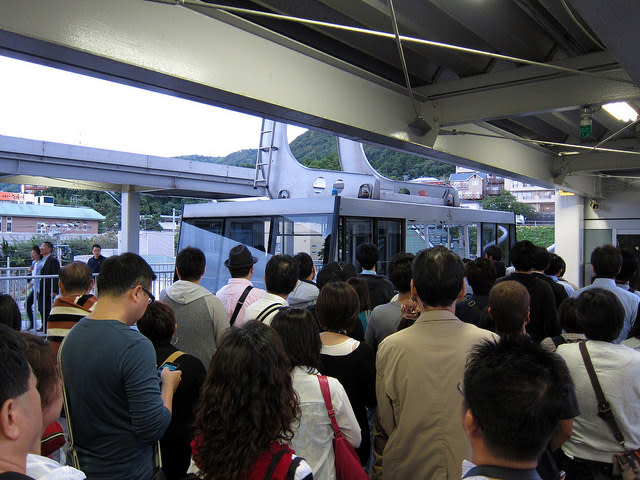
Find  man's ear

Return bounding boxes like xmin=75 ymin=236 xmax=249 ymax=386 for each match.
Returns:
xmin=410 ymin=279 xmax=418 ymax=299
xmin=462 ymin=407 xmax=482 ymax=440
xmin=487 ymin=306 xmax=493 ymax=319
xmin=175 ymin=267 xmax=181 ymax=280
xmin=88 ymin=278 xmax=95 ymax=294
xmin=58 ymin=281 xmax=65 ymax=296
xmin=456 ymin=281 xmax=466 ymax=301
xmin=0 ymin=399 xmax=20 ymax=441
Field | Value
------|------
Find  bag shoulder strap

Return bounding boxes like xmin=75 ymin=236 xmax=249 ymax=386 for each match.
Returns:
xmin=57 ymin=338 xmax=81 ymax=470
xmin=264 ymin=448 xmax=290 ymax=480
xmin=317 ymin=375 xmax=341 ymax=436
xmin=256 ymin=303 xmax=285 ymax=323
xmin=578 ymin=341 xmax=626 ymax=446
xmin=551 ymin=335 xmax=567 ymax=347
xmin=163 ymin=350 xmax=184 ymax=365
xmin=230 ymin=286 xmax=253 ymax=326
xmin=286 ymin=457 xmax=303 ymax=480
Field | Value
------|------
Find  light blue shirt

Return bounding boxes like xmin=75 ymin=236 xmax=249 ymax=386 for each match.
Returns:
xmin=574 ymin=278 xmax=640 ymax=343
xmin=30 ymin=258 xmax=45 ymax=293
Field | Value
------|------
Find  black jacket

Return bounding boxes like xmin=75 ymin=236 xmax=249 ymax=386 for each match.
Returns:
xmin=359 ymin=273 xmax=394 ymax=309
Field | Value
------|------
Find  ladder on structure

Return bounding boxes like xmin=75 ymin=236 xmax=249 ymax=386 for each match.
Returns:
xmin=253 ymin=118 xmax=278 ymax=189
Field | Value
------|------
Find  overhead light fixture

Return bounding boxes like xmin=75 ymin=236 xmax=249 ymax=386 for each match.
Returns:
xmin=602 ymin=102 xmax=638 ymax=122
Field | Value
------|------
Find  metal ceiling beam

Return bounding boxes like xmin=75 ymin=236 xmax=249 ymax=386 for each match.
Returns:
xmin=0 ymin=0 xmax=443 ymax=148
xmin=552 ymin=151 xmax=640 ymax=177
xmin=419 ymin=55 xmax=639 ymax=125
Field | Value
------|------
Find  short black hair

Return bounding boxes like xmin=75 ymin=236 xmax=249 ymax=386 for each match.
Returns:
xmin=489 ymin=281 xmax=530 ymax=337
xmin=315 ymin=281 xmax=360 ymax=331
xmin=545 ymin=254 xmax=566 ymax=277
xmin=558 ymin=297 xmax=581 ymax=334
xmin=92 ymin=244 xmax=101 ymax=250
xmin=591 ymin=245 xmax=622 ymax=278
xmin=176 ymin=247 xmax=206 ymax=282
xmin=294 ymin=252 xmax=314 ymax=280
xmin=229 ymin=265 xmax=252 ymax=278
xmin=0 ymin=324 xmax=31 ymax=407
xmin=483 ymin=245 xmax=502 ymax=261
xmin=59 ymin=262 xmax=93 ymax=293
xmin=96 ymin=253 xmax=156 ymax=298
xmin=412 ymin=247 xmax=464 ymax=307
xmin=316 ymin=262 xmax=357 ymax=290
xmin=616 ymin=248 xmax=639 ymax=283
xmin=265 ymin=255 xmax=298 ymax=295
xmin=510 ymin=241 xmax=536 ymax=272
xmin=388 ymin=252 xmax=414 ymax=293
xmin=575 ymin=288 xmax=624 ymax=341
xmin=466 ymin=258 xmax=496 ymax=296
xmin=532 ymin=246 xmax=551 ymax=271
xmin=138 ymin=301 xmax=177 ymax=343
xmin=0 ymin=294 xmax=22 ymax=331
xmin=271 ymin=307 xmax=321 ymax=371
xmin=463 ymin=336 xmax=573 ymax=462
xmin=32 ymin=245 xmax=43 ymax=260
xmin=43 ymin=241 xmax=54 ymax=250
xmin=356 ymin=243 xmax=379 ymax=270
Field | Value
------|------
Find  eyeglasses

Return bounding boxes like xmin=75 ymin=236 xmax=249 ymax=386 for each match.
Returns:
xmin=131 ymin=285 xmax=155 ymax=305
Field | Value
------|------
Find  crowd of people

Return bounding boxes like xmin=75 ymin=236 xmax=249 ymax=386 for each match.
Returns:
xmin=2 ymin=239 xmax=640 ymax=480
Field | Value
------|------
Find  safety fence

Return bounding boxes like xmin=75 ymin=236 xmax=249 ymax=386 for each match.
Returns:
xmin=0 ymin=263 xmax=175 ymax=332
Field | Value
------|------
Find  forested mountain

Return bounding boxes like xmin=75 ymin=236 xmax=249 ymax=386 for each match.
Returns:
xmin=178 ymin=129 xmax=454 ymax=180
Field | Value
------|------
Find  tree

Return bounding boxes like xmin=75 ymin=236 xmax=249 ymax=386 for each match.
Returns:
xmin=482 ymin=190 xmax=535 ymax=217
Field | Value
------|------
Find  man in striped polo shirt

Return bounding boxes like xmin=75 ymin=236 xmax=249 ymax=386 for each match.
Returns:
xmin=47 ymin=262 xmax=97 ymax=354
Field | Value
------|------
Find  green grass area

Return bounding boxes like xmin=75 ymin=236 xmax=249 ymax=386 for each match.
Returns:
xmin=516 ymin=225 xmax=554 ymax=248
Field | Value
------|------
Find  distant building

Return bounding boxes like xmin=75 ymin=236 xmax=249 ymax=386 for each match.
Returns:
xmin=449 ymin=172 xmax=486 ymax=200
xmin=0 ymin=203 xmax=104 ymax=240
xmin=503 ymin=179 xmax=556 ymax=213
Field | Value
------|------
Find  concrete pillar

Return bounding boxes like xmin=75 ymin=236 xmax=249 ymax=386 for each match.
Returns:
xmin=121 ymin=187 xmax=140 ymax=254
xmin=555 ymin=192 xmax=584 ymax=287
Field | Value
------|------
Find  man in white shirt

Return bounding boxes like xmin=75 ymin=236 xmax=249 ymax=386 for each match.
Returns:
xmin=574 ymin=245 xmax=640 ymax=342
xmin=245 ymin=255 xmax=298 ymax=325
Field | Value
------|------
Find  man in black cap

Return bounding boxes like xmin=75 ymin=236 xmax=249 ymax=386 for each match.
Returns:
xmin=216 ymin=244 xmax=266 ymax=327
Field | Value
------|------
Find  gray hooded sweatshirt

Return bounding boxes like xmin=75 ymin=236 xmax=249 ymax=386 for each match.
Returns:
xmin=160 ymin=280 xmax=229 ymax=368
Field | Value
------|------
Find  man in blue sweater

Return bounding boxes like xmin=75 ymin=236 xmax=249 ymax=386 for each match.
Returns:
xmin=61 ymin=253 xmax=181 ymax=480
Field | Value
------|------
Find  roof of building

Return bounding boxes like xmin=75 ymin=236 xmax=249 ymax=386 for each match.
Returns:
xmin=449 ymin=172 xmax=487 ymax=182
xmin=0 ymin=203 xmax=105 ymax=221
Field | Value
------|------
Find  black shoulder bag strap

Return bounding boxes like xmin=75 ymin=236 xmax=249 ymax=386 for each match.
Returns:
xmin=264 ymin=448 xmax=289 ymax=480
xmin=463 ymin=465 xmax=541 ymax=480
xmin=256 ymin=303 xmax=284 ymax=323
xmin=229 ymin=286 xmax=253 ymax=326
xmin=578 ymin=341 xmax=626 ymax=447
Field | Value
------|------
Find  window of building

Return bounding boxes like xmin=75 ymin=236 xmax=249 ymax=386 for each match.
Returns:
xmin=37 ymin=223 xmax=47 ymax=234
xmin=0 ymin=216 xmax=3 ymax=232
xmin=83 ymin=222 xmax=88 ymax=231
xmin=6 ymin=217 xmax=12 ymax=233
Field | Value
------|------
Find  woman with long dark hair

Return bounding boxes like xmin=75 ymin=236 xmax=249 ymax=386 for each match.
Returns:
xmin=192 ymin=321 xmax=313 ymax=480
xmin=272 ymin=307 xmax=360 ymax=480
xmin=316 ymin=282 xmax=376 ymax=467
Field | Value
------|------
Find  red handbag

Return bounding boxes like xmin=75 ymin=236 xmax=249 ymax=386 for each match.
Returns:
xmin=317 ymin=375 xmax=369 ymax=480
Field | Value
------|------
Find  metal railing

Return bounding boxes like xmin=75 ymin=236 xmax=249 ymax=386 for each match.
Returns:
xmin=0 ymin=263 xmax=176 ymax=332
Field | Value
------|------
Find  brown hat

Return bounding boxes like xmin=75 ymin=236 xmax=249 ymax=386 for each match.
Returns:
xmin=224 ymin=245 xmax=258 ymax=269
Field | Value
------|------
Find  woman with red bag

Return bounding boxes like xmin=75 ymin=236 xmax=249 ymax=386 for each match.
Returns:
xmin=272 ymin=308 xmax=361 ymax=480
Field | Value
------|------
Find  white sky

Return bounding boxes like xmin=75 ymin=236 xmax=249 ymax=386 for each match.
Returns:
xmin=0 ymin=55 xmax=307 ymax=157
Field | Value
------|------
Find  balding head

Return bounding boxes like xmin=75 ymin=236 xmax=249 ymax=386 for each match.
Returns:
xmin=489 ymin=281 xmax=530 ymax=337
xmin=59 ymin=262 xmax=94 ymax=296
